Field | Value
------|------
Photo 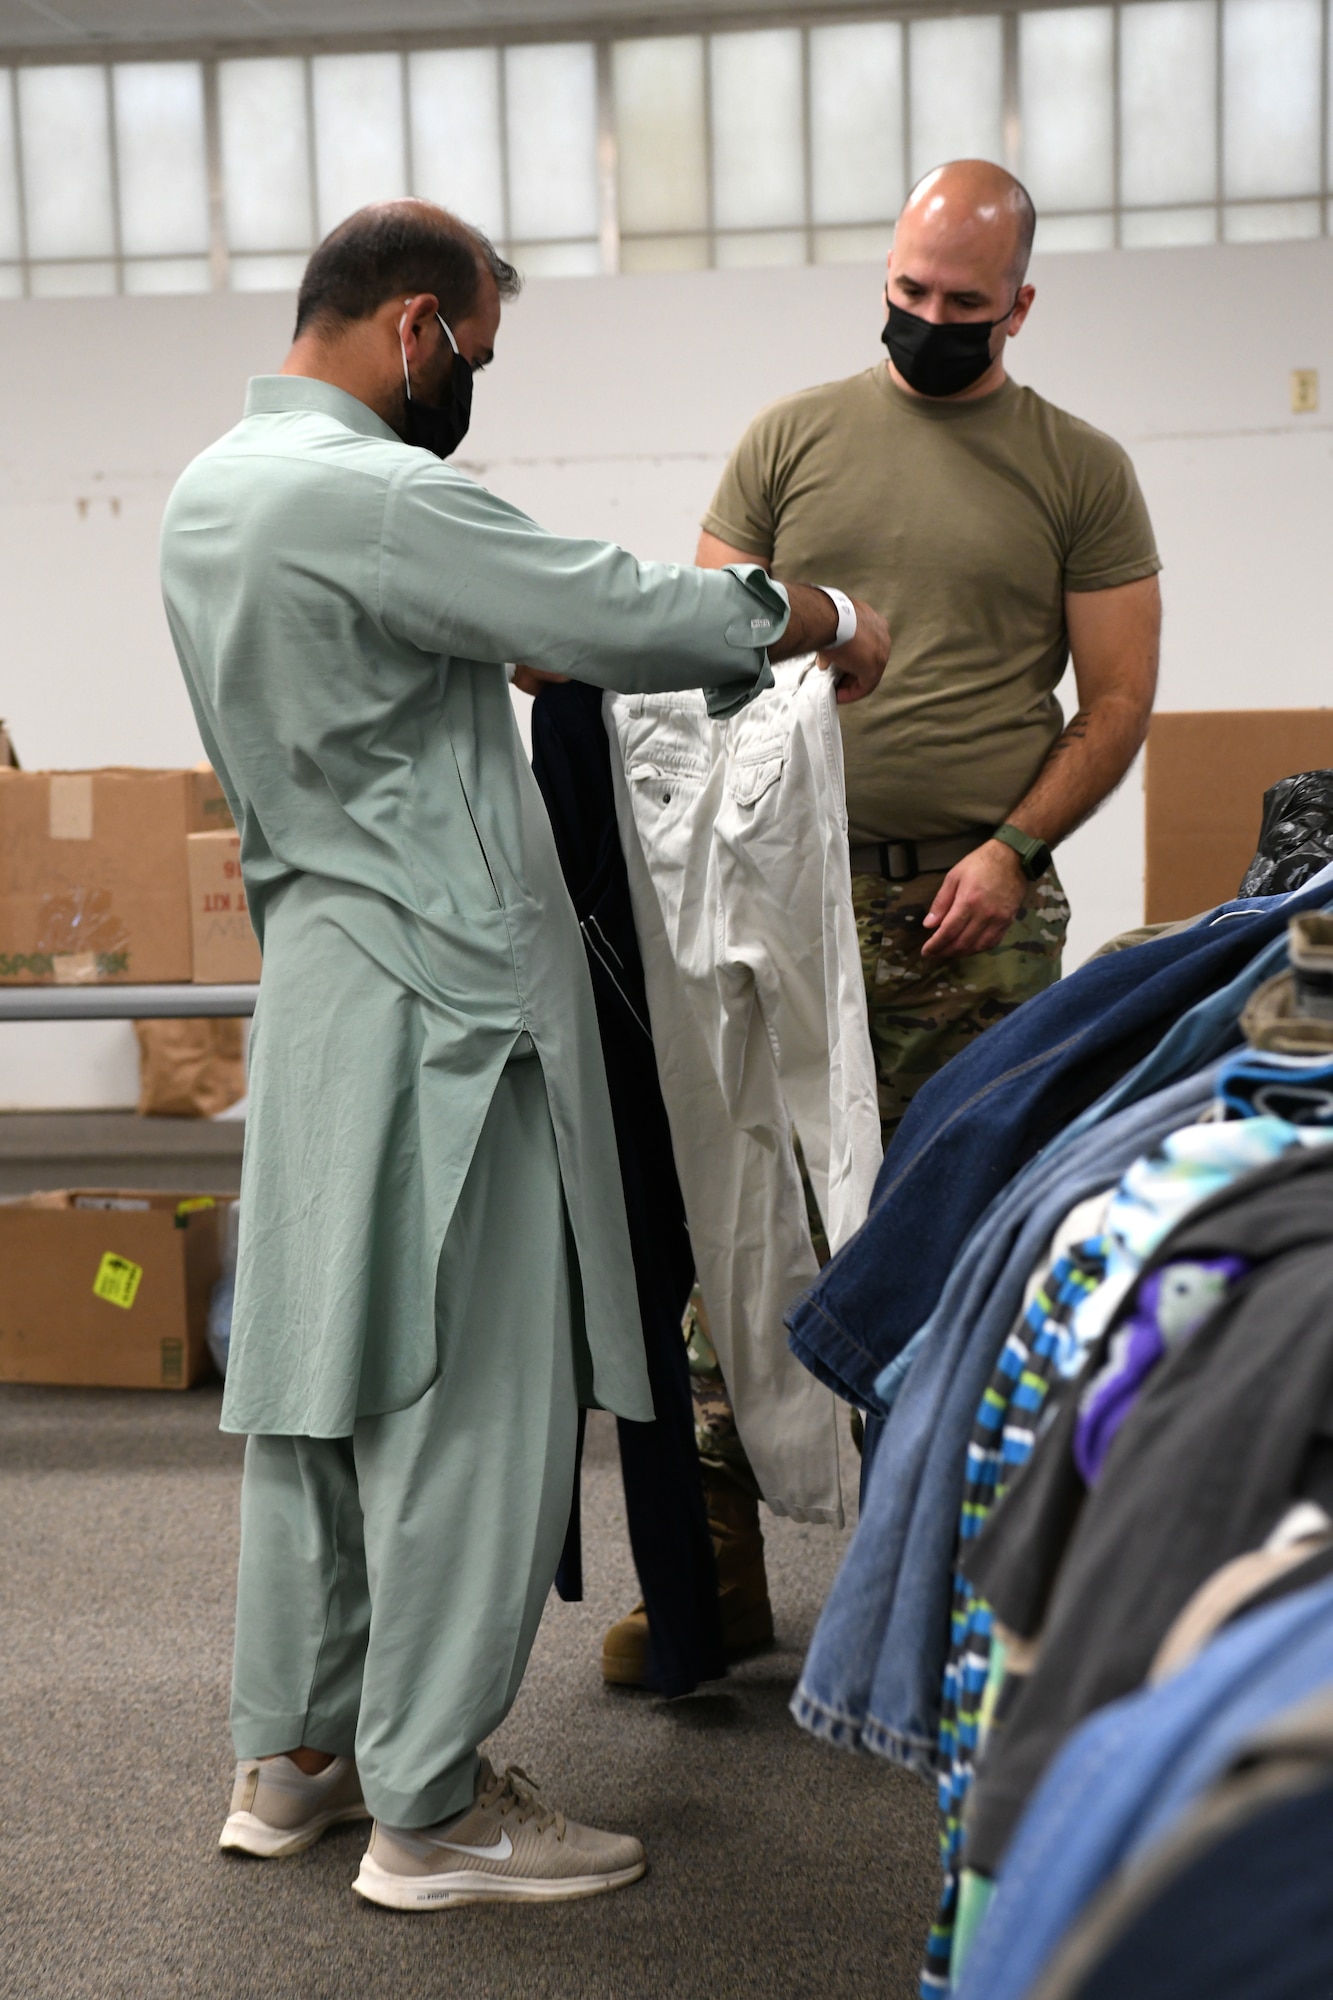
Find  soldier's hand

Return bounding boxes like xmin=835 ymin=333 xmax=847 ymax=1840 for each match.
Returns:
xmin=511 ymin=664 xmax=570 ymax=696
xmin=920 ymin=841 xmax=1026 ymax=960
xmin=818 ymin=600 xmax=890 ymax=705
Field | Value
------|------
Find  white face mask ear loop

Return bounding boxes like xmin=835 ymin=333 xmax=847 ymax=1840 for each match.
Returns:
xmin=437 ymin=312 xmax=460 ymax=356
xmin=399 ymin=303 xmax=414 ymax=405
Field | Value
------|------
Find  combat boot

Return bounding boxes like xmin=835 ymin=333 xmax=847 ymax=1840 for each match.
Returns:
xmin=601 ymin=1472 xmax=774 ymax=1687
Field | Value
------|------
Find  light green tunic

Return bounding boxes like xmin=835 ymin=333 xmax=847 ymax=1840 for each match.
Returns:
xmin=160 ymin=375 xmax=788 ymax=1438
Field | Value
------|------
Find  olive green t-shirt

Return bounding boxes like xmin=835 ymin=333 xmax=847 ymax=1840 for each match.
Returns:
xmin=702 ymin=366 xmax=1161 ymax=844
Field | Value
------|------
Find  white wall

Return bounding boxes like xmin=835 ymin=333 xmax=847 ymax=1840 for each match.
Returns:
xmin=2 ymin=239 xmax=1331 ymax=1105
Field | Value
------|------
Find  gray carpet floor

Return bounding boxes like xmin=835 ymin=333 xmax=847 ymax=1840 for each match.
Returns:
xmin=0 ymin=1386 xmax=940 ymax=2000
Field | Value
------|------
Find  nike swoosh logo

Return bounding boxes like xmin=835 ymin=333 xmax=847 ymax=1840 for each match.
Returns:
xmin=429 ymin=1828 xmax=513 ymax=1862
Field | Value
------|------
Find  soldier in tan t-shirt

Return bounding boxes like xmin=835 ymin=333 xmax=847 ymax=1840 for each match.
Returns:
xmin=600 ymin=160 xmax=1162 ymax=1687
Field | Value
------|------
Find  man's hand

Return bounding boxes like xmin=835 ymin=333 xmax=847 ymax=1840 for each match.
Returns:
xmin=921 ymin=840 xmax=1026 ymax=960
xmin=817 ymin=599 xmax=890 ymax=706
xmin=511 ymin=664 xmax=569 ymax=697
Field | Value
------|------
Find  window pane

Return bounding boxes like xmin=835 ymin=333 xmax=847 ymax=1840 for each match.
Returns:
xmin=1120 ymin=1 xmax=1217 ymax=207
xmin=0 ymin=266 xmax=21 ymax=299
xmin=19 ymin=66 xmax=115 ymax=260
xmin=123 ymin=255 xmax=210 ymax=293
xmin=1020 ymin=8 xmax=1113 ymax=211
xmin=1223 ymin=0 xmax=1322 ymax=199
xmin=312 ymin=53 xmax=405 ymax=241
xmin=510 ymin=239 xmax=600 ymax=278
xmin=909 ymin=16 xmax=1004 ymax=183
xmin=614 ymin=36 xmax=707 ymax=235
xmin=714 ymin=230 xmax=806 ymax=269
xmin=810 ymin=23 xmax=903 ymax=226
xmin=710 ymin=29 xmax=804 ymax=231
xmin=1121 ymin=206 xmax=1218 ymax=248
xmin=620 ymin=233 xmax=709 ymax=273
xmin=220 ymin=59 xmax=312 ymax=254
xmin=505 ymin=44 xmax=598 ymax=243
xmin=1223 ymin=198 xmax=1321 ymax=240
xmin=113 ymin=63 xmax=208 ymax=258
xmin=409 ymin=48 xmax=504 ymax=241
xmin=29 ymin=260 xmax=117 ymax=296
xmin=0 ymin=73 xmax=20 ymax=261
xmin=230 ymin=252 xmax=307 ymax=291
xmin=814 ymin=224 xmax=892 ymax=264
xmin=1034 ymin=212 xmax=1115 ymax=253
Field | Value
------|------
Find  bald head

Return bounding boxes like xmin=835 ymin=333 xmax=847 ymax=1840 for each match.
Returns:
xmin=900 ymin=161 xmax=1036 ymax=287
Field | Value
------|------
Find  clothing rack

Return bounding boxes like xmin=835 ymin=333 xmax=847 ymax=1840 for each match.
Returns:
xmin=0 ymin=985 xmax=258 ymax=1021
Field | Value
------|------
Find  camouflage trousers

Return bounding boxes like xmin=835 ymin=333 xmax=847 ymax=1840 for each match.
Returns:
xmin=690 ymin=861 xmax=1069 ymax=1486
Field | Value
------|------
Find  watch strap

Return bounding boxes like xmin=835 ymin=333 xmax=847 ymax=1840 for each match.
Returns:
xmin=994 ymin=822 xmax=1052 ymax=879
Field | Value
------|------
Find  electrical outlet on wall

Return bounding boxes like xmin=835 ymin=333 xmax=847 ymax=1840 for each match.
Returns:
xmin=1291 ymin=369 xmax=1319 ymax=414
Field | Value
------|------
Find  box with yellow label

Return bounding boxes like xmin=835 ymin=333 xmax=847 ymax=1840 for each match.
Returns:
xmin=0 ymin=766 xmax=233 ymax=985
xmin=0 ymin=1190 xmax=225 ymax=1389
xmin=187 ymin=831 xmax=261 ymax=984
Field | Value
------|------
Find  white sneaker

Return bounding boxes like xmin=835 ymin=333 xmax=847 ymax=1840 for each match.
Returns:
xmin=353 ymin=1759 xmax=646 ymax=1911
xmin=220 ymin=1755 xmax=370 ymax=1858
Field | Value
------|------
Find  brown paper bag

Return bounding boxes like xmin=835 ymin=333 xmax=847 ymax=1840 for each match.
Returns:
xmin=134 ymin=1017 xmax=246 ymax=1118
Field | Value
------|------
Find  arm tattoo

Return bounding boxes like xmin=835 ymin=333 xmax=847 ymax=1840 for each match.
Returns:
xmin=1047 ymin=707 xmax=1092 ymax=759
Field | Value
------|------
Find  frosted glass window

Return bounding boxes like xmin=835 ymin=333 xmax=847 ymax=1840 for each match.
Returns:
xmin=1121 ymin=206 xmax=1218 ymax=249
xmin=18 ymin=66 xmax=115 ymax=260
xmin=29 ymin=261 xmax=117 ymax=297
xmin=123 ymin=256 xmax=210 ymax=294
xmin=710 ymin=29 xmax=804 ymax=231
xmin=909 ymin=16 xmax=1004 ymax=183
xmin=714 ymin=230 xmax=807 ymax=269
xmin=0 ymin=74 xmax=20 ymax=262
xmin=113 ymin=64 xmax=208 ymax=258
xmin=220 ymin=59 xmax=313 ymax=253
xmin=510 ymin=239 xmax=600 ymax=279
xmin=409 ymin=49 xmax=504 ymax=240
xmin=1020 ymin=8 xmax=1113 ymax=212
xmin=0 ymin=266 xmax=21 ymax=299
xmin=1033 ymin=212 xmax=1115 ymax=253
xmin=1223 ymin=199 xmax=1321 ymax=241
xmin=810 ymin=23 xmax=904 ymax=226
xmin=1120 ymin=2 xmax=1217 ymax=207
xmin=505 ymin=44 xmax=598 ymax=242
xmin=1223 ymin=0 xmax=1322 ymax=199
xmin=620 ymin=233 xmax=709 ymax=273
xmin=230 ymin=252 xmax=307 ymax=291
xmin=614 ymin=37 xmax=707 ymax=235
xmin=814 ymin=225 xmax=893 ymax=264
xmin=312 ymin=54 xmax=405 ymax=240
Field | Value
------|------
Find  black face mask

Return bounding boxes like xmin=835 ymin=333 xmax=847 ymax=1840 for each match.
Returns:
xmin=881 ymin=297 xmax=1017 ymax=399
xmin=400 ymin=310 xmax=473 ymax=457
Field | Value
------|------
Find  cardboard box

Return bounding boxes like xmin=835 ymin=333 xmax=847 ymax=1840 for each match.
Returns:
xmin=187 ymin=831 xmax=261 ymax=984
xmin=0 ymin=1189 xmax=225 ymax=1389
xmin=0 ymin=767 xmax=233 ymax=984
xmin=1145 ymin=710 xmax=1333 ymax=924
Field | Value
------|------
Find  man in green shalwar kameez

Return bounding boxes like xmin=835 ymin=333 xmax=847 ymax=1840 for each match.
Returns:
xmin=160 ymin=201 xmax=887 ymax=1912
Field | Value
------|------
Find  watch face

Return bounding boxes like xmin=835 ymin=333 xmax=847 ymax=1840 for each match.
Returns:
xmin=1026 ymin=843 xmax=1052 ymax=879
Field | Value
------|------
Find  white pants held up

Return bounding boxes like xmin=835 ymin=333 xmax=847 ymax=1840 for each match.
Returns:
xmin=608 ymin=660 xmax=882 ymax=1527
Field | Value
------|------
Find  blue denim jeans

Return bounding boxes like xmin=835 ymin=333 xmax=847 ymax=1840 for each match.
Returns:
xmin=954 ymin=1575 xmax=1333 ymax=2000
xmin=791 ymin=1068 xmax=1220 ymax=1772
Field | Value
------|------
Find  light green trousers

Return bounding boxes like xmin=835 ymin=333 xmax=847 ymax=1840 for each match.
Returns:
xmin=229 ymin=1051 xmax=579 ymax=1829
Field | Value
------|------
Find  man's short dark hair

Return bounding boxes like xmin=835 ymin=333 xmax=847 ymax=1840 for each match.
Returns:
xmin=294 ymin=200 xmax=520 ymax=338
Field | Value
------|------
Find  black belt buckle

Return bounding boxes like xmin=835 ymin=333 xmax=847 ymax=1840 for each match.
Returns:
xmin=880 ymin=839 xmax=919 ymax=883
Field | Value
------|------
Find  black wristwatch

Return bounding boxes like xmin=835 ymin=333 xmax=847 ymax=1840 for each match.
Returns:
xmin=993 ymin=822 xmax=1053 ymax=881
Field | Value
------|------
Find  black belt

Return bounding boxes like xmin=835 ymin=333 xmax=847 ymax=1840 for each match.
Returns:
xmin=848 ymin=830 xmax=992 ymax=883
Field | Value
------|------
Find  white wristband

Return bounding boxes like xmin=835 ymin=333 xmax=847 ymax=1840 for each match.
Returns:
xmin=817 ymin=586 xmax=857 ymax=649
